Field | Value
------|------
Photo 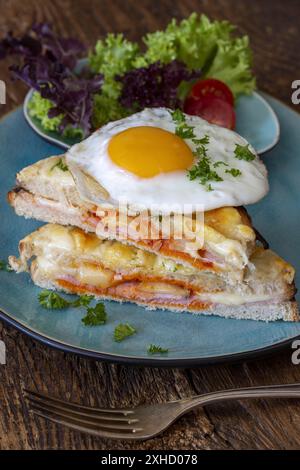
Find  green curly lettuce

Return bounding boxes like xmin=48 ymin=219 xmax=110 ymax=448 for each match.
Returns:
xmin=28 ymin=91 xmax=63 ymax=132
xmin=28 ymin=91 xmax=84 ymax=138
xmin=89 ymin=34 xmax=140 ymax=127
xmin=135 ymin=13 xmax=255 ymax=97
xmin=205 ymin=36 xmax=256 ymax=97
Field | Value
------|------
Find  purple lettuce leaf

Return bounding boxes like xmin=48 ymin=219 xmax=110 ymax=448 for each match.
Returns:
xmin=117 ymin=60 xmax=201 ymax=111
xmin=0 ymin=23 xmax=102 ymax=136
xmin=31 ymin=22 xmax=86 ymax=70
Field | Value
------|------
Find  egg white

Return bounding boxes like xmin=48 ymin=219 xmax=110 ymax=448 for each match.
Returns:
xmin=66 ymin=108 xmax=269 ymax=214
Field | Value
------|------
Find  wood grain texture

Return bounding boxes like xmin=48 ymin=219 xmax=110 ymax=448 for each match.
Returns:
xmin=0 ymin=0 xmax=300 ymax=450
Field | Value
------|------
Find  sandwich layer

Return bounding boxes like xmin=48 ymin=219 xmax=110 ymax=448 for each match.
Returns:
xmin=8 ymin=155 xmax=258 ymax=280
xmin=9 ymin=224 xmax=298 ymax=322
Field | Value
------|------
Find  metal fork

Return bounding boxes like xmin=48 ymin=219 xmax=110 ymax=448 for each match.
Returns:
xmin=25 ymin=384 xmax=300 ymax=441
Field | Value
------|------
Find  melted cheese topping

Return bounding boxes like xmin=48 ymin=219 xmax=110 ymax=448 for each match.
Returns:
xmin=10 ymin=224 xmax=295 ymax=310
xmin=95 ymin=205 xmax=256 ymax=270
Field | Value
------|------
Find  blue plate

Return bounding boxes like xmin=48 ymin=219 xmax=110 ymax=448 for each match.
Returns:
xmin=0 ymin=95 xmax=299 ymax=366
xmin=23 ymin=89 xmax=280 ymax=155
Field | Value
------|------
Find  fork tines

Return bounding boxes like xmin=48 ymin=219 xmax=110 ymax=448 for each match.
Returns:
xmin=24 ymin=389 xmax=143 ymax=438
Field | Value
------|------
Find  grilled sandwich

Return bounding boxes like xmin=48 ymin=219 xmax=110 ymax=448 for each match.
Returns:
xmin=9 ymin=224 xmax=298 ymax=321
xmin=7 ymin=108 xmax=298 ymax=321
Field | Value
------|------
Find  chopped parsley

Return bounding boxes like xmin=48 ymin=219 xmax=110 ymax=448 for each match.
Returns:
xmin=38 ymin=290 xmax=94 ymax=310
xmin=38 ymin=290 xmax=105 ymax=326
xmin=213 ymin=161 xmax=229 ymax=168
xmin=72 ymin=294 xmax=94 ymax=308
xmin=81 ymin=302 xmax=107 ymax=326
xmin=192 ymin=135 xmax=210 ymax=146
xmin=114 ymin=323 xmax=137 ymax=342
xmin=0 ymin=260 xmax=13 ymax=272
xmin=171 ymin=108 xmax=186 ymax=124
xmin=170 ymin=109 xmax=252 ymax=188
xmin=147 ymin=344 xmax=169 ymax=355
xmin=225 ymin=168 xmax=242 ymax=177
xmin=171 ymin=109 xmax=196 ymax=139
xmin=51 ymin=158 xmax=69 ymax=172
xmin=38 ymin=290 xmax=70 ymax=309
xmin=188 ymin=155 xmax=223 ymax=187
xmin=171 ymin=109 xmax=224 ymax=190
xmin=234 ymin=143 xmax=256 ymax=161
xmin=193 ymin=141 xmax=209 ymax=158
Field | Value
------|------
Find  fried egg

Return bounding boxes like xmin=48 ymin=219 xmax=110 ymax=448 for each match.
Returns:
xmin=66 ymin=108 xmax=268 ymax=214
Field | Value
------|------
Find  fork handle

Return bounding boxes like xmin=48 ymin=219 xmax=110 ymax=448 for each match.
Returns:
xmin=179 ymin=383 xmax=300 ymax=413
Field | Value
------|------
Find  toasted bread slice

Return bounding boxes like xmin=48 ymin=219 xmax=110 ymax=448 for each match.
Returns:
xmin=8 ymin=155 xmax=258 ymax=280
xmin=9 ymin=224 xmax=298 ymax=322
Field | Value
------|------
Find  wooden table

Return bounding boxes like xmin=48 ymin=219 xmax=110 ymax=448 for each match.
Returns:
xmin=0 ymin=0 xmax=300 ymax=450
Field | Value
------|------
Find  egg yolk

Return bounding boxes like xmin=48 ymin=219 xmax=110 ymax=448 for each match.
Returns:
xmin=108 ymin=126 xmax=194 ymax=178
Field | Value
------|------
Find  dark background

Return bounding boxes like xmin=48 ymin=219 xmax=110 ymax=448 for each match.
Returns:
xmin=0 ymin=0 xmax=300 ymax=450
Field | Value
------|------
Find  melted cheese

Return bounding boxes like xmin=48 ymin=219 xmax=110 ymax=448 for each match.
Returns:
xmin=16 ymin=155 xmax=257 ymax=270
xmin=95 ymin=206 xmax=256 ymax=270
xmin=196 ymin=292 xmax=273 ymax=306
xmin=11 ymin=224 xmax=295 ymax=308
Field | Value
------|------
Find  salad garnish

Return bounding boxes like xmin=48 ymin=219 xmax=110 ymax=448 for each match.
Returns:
xmin=0 ymin=23 xmax=102 ymax=136
xmin=0 ymin=14 xmax=256 ymax=137
xmin=117 ymin=60 xmax=199 ymax=112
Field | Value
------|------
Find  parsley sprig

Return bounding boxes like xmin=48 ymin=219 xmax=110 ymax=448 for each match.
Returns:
xmin=213 ymin=161 xmax=229 ymax=168
xmin=38 ymin=290 xmax=94 ymax=310
xmin=72 ymin=295 xmax=95 ymax=308
xmin=81 ymin=303 xmax=107 ymax=326
xmin=225 ymin=168 xmax=242 ymax=177
xmin=234 ymin=143 xmax=256 ymax=161
xmin=114 ymin=323 xmax=137 ymax=342
xmin=147 ymin=344 xmax=169 ymax=355
xmin=188 ymin=154 xmax=223 ymax=189
xmin=171 ymin=109 xmax=196 ymax=139
xmin=51 ymin=158 xmax=69 ymax=172
xmin=0 ymin=260 xmax=13 ymax=272
xmin=38 ymin=290 xmax=107 ymax=327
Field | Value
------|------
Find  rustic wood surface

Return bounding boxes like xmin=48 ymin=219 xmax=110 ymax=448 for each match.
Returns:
xmin=0 ymin=0 xmax=300 ymax=450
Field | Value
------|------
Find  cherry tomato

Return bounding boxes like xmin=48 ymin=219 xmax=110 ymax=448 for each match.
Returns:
xmin=184 ymin=95 xmax=236 ymax=130
xmin=189 ymin=78 xmax=234 ymax=107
